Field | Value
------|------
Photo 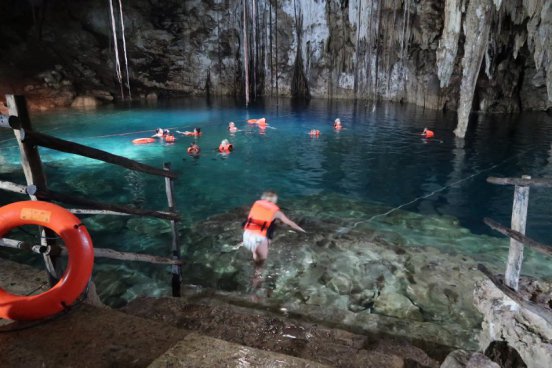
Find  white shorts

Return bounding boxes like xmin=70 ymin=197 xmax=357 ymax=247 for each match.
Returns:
xmin=243 ymin=230 xmax=267 ymax=252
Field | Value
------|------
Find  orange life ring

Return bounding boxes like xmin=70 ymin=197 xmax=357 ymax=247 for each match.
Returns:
xmin=0 ymin=201 xmax=94 ymax=320
xmin=132 ymin=138 xmax=156 ymax=144
xmin=164 ymin=135 xmax=176 ymax=142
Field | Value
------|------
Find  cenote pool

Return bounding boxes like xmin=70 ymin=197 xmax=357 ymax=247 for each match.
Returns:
xmin=1 ymin=97 xmax=552 ymax=347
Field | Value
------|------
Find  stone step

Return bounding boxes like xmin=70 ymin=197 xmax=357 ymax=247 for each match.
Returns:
xmin=123 ymin=295 xmax=443 ymax=368
xmin=148 ymin=333 xmax=328 ymax=368
xmin=0 ymin=258 xmax=330 ymax=367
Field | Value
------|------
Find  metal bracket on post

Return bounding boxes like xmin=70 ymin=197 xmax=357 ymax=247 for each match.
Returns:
xmin=164 ymin=162 xmax=182 ymax=297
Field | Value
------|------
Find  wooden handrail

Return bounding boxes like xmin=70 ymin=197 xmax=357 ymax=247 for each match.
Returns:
xmin=0 ymin=237 xmax=182 ymax=265
xmin=21 ymin=130 xmax=177 ymax=179
xmin=477 ymin=264 xmax=552 ymax=324
xmin=487 ymin=177 xmax=552 ymax=188
xmin=484 ymin=218 xmax=552 ymax=257
xmin=0 ymin=179 xmax=179 ymax=221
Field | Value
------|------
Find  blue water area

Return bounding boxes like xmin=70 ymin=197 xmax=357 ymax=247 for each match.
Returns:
xmin=1 ymin=98 xmax=551 ymax=243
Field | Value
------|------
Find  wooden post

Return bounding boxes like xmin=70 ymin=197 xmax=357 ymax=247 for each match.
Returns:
xmin=505 ymin=175 xmax=531 ymax=291
xmin=6 ymin=94 xmax=59 ymax=284
xmin=164 ymin=162 xmax=181 ymax=297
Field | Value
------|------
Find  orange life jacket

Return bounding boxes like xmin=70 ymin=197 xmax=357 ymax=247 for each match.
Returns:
xmin=424 ymin=130 xmax=434 ymax=138
xmin=219 ymin=143 xmax=233 ymax=153
xmin=164 ymin=135 xmax=176 ymax=142
xmin=244 ymin=200 xmax=280 ymax=236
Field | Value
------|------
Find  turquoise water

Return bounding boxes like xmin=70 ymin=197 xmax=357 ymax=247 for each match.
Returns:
xmin=1 ymin=98 xmax=551 ymax=243
xmin=2 ymin=97 xmax=552 ymax=343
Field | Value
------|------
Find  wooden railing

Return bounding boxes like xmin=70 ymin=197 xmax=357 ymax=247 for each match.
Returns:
xmin=485 ymin=175 xmax=552 ymax=291
xmin=0 ymin=94 xmax=183 ymax=297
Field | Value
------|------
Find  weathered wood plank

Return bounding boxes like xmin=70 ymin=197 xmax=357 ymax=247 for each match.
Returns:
xmin=33 ymin=187 xmax=180 ymax=221
xmin=7 ymin=94 xmax=60 ymax=282
xmin=0 ymin=180 xmax=28 ymax=194
xmin=484 ymin=218 xmax=552 ymax=257
xmin=487 ymin=176 xmax=552 ymax=188
xmin=477 ymin=264 xmax=552 ymax=325
xmin=22 ymin=130 xmax=177 ymax=179
xmin=0 ymin=237 xmax=182 ymax=265
xmin=505 ymin=175 xmax=530 ymax=291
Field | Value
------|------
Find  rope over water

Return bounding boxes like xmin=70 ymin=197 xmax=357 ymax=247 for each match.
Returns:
xmin=346 ymin=147 xmax=537 ymax=231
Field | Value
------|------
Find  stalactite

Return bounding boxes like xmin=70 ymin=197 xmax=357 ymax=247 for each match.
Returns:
xmin=275 ymin=0 xmax=279 ymax=97
xmin=108 ymin=0 xmax=124 ymax=100
xmin=291 ymin=0 xmax=309 ymax=100
xmin=436 ymin=0 xmax=463 ymax=88
xmin=269 ymin=0 xmax=273 ymax=96
xmin=373 ymin=0 xmax=383 ymax=106
xmin=386 ymin=0 xmax=398 ymax=95
xmin=117 ymin=0 xmax=131 ymax=100
xmin=354 ymin=0 xmax=362 ymax=98
xmin=243 ymin=0 xmax=250 ymax=106
xmin=454 ymin=0 xmax=493 ymax=138
xmin=252 ymin=0 xmax=257 ymax=99
xmin=366 ymin=0 xmax=375 ymax=100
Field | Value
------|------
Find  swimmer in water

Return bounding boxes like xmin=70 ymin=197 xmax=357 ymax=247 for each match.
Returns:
xmin=218 ymin=139 xmax=233 ymax=153
xmin=152 ymin=128 xmax=165 ymax=138
xmin=187 ymin=142 xmax=200 ymax=156
xmin=333 ymin=118 xmax=342 ymax=130
xmin=177 ymin=127 xmax=202 ymax=136
xmin=309 ymin=129 xmax=320 ymax=137
xmin=421 ymin=128 xmax=434 ymax=138
xmin=228 ymin=122 xmax=238 ymax=133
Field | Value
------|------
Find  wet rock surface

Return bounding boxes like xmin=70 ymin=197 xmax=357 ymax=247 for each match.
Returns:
xmin=178 ymin=202 xmax=486 ymax=350
xmin=474 ymin=276 xmax=552 ymax=368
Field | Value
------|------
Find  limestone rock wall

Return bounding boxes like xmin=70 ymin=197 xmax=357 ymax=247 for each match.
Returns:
xmin=0 ymin=0 xmax=550 ymax=116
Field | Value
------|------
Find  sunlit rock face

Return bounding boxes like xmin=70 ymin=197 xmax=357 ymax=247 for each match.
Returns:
xmin=0 ymin=0 xmax=550 ymax=114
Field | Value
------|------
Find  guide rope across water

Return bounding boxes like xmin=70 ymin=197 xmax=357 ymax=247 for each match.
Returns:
xmin=345 ymin=147 xmax=538 ymax=231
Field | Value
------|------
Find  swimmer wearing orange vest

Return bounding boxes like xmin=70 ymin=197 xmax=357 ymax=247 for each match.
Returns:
xmin=421 ymin=128 xmax=434 ymax=138
xmin=187 ymin=142 xmax=200 ymax=156
xmin=243 ymin=191 xmax=306 ymax=288
xmin=247 ymin=117 xmax=268 ymax=127
xmin=218 ymin=139 xmax=233 ymax=153
xmin=177 ymin=127 xmax=202 ymax=137
xmin=309 ymin=129 xmax=320 ymax=137
xmin=333 ymin=118 xmax=342 ymax=130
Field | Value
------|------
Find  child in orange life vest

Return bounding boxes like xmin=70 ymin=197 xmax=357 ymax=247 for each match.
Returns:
xmin=242 ymin=191 xmax=306 ymax=286
xmin=218 ymin=139 xmax=233 ymax=153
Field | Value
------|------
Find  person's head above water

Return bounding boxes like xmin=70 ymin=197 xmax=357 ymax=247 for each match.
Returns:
xmin=261 ymin=191 xmax=278 ymax=204
xmin=194 ymin=128 xmax=201 ymax=134
xmin=229 ymin=122 xmax=235 ymax=127
xmin=334 ymin=118 xmax=341 ymax=124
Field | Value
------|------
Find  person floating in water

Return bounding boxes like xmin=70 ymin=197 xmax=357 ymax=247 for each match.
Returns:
xmin=177 ymin=127 xmax=202 ymax=136
xmin=218 ymin=139 xmax=233 ymax=153
xmin=228 ymin=122 xmax=238 ymax=133
xmin=152 ymin=128 xmax=165 ymax=138
xmin=187 ymin=142 xmax=200 ymax=156
xmin=421 ymin=127 xmax=434 ymax=138
xmin=309 ymin=129 xmax=320 ymax=137
xmin=243 ymin=191 xmax=306 ymax=291
xmin=333 ymin=118 xmax=342 ymax=130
